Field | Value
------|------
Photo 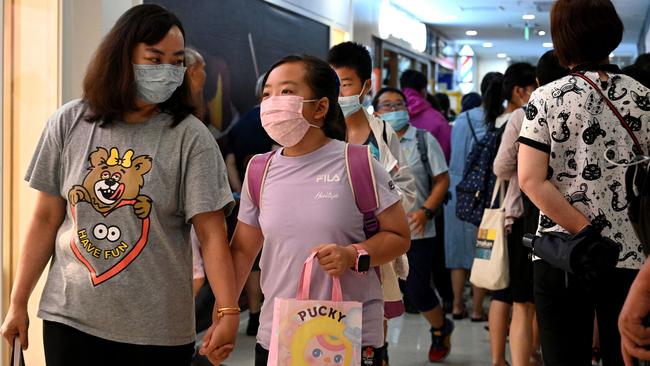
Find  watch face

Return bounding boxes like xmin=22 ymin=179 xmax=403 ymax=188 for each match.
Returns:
xmin=358 ymin=255 xmax=371 ymax=272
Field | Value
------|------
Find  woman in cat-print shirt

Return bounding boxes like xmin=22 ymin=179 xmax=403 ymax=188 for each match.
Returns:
xmin=518 ymin=0 xmax=650 ymax=365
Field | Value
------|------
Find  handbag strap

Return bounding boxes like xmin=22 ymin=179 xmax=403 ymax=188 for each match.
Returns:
xmin=572 ymin=72 xmax=645 ymax=155
xmin=489 ymin=178 xmax=504 ymax=208
xmin=296 ymin=252 xmax=343 ymax=302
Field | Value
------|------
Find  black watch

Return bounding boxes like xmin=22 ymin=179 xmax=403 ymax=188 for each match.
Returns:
xmin=421 ymin=206 xmax=434 ymax=220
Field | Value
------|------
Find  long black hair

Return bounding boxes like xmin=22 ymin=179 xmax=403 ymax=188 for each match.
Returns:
xmin=480 ymin=72 xmax=504 ymax=125
xmin=263 ymin=55 xmax=346 ymax=141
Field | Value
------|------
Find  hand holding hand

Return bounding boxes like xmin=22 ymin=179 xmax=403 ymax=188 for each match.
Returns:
xmin=199 ymin=310 xmax=240 ymax=365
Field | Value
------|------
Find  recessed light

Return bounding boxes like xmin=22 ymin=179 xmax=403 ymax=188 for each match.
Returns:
xmin=522 ymin=14 xmax=536 ymax=20
xmin=497 ymin=53 xmax=507 ymax=58
xmin=543 ymin=42 xmax=553 ymax=48
xmin=465 ymin=30 xmax=478 ymax=36
xmin=538 ymin=30 xmax=546 ymax=36
xmin=483 ymin=42 xmax=494 ymax=48
xmin=610 ymin=53 xmax=615 ymax=58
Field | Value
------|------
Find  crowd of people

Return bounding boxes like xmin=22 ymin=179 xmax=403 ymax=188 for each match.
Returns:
xmin=1 ymin=0 xmax=650 ymax=366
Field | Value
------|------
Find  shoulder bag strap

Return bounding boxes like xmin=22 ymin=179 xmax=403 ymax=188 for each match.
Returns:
xmin=572 ymin=72 xmax=645 ymax=155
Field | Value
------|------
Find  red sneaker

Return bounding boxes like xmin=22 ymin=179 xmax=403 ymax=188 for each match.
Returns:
xmin=429 ymin=318 xmax=454 ymax=362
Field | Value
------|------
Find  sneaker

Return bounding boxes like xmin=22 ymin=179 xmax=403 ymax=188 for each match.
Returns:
xmin=246 ymin=312 xmax=260 ymax=336
xmin=429 ymin=318 xmax=454 ymax=362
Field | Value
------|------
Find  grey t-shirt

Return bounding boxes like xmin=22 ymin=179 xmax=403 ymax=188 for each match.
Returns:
xmin=26 ymin=99 xmax=234 ymax=345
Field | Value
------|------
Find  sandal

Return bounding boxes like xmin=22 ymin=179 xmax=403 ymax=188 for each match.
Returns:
xmin=452 ymin=309 xmax=468 ymax=320
xmin=471 ymin=314 xmax=488 ymax=322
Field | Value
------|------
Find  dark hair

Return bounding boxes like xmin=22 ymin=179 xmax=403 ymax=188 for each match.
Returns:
xmin=263 ymin=55 xmax=346 ymax=141
xmin=327 ymin=42 xmax=372 ymax=82
xmin=400 ymin=69 xmax=428 ymax=91
xmin=426 ymin=93 xmax=442 ymax=111
xmin=480 ymin=72 xmax=505 ymax=125
xmin=623 ymin=64 xmax=650 ymax=89
xmin=372 ymin=87 xmax=407 ymax=109
xmin=536 ymin=50 xmax=570 ymax=86
xmin=434 ymin=93 xmax=450 ymax=112
xmin=461 ymin=92 xmax=482 ymax=112
xmin=502 ymin=62 xmax=536 ymax=101
xmin=83 ymin=4 xmax=194 ymax=126
xmin=551 ymin=0 xmax=623 ymax=67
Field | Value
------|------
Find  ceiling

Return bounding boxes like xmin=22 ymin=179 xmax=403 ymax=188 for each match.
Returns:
xmin=391 ymin=0 xmax=650 ymax=63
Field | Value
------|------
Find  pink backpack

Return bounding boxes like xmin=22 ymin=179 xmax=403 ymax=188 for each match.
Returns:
xmin=246 ymin=144 xmax=380 ymax=238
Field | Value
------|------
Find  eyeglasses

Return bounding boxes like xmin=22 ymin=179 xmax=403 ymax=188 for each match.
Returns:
xmin=377 ymin=101 xmax=406 ymax=111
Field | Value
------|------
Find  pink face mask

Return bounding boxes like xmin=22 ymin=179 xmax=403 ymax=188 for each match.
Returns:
xmin=260 ymin=95 xmax=321 ymax=147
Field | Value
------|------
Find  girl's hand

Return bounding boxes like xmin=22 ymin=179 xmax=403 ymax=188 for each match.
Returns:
xmin=314 ymin=244 xmax=356 ymax=276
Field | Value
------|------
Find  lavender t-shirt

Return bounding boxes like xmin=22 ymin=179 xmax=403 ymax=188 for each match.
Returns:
xmin=238 ymin=140 xmax=401 ymax=349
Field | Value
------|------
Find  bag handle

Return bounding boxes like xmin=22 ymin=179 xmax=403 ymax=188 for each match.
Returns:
xmin=572 ymin=73 xmax=645 ymax=155
xmin=489 ymin=178 xmax=504 ymax=208
xmin=296 ymin=252 xmax=343 ymax=302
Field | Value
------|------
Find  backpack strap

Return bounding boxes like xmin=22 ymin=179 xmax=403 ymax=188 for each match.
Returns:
xmin=416 ymin=129 xmax=433 ymax=181
xmin=246 ymin=151 xmax=275 ymax=208
xmin=345 ymin=144 xmax=380 ymax=238
xmin=466 ymin=112 xmax=478 ymax=144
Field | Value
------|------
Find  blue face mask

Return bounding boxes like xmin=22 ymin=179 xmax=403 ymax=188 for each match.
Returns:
xmin=381 ymin=110 xmax=410 ymax=131
xmin=133 ymin=64 xmax=186 ymax=104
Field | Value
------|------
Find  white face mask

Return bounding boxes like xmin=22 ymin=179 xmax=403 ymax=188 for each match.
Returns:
xmin=338 ymin=83 xmax=368 ymax=118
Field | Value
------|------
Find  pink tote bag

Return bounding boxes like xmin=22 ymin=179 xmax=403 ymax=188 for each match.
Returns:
xmin=267 ymin=252 xmax=362 ymax=366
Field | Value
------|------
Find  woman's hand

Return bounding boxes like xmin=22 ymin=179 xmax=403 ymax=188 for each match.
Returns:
xmin=0 ymin=303 xmax=29 ymax=349
xmin=408 ymin=210 xmax=427 ymax=236
xmin=199 ymin=311 xmax=240 ymax=365
xmin=314 ymin=244 xmax=356 ymax=276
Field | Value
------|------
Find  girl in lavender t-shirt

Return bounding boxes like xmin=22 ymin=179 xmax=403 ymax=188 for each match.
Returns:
xmin=224 ymin=55 xmax=410 ymax=366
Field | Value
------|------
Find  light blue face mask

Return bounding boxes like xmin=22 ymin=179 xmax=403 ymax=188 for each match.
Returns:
xmin=133 ymin=64 xmax=186 ymax=104
xmin=381 ymin=110 xmax=410 ymax=131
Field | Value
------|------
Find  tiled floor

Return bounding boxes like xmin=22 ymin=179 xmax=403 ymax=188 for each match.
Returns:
xmin=209 ymin=310 xmax=501 ymax=366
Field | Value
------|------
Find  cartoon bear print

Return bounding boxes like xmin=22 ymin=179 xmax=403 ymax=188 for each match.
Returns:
xmin=68 ymin=147 xmax=153 ymax=219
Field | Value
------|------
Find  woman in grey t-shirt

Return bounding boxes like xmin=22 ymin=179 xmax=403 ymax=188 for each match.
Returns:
xmin=0 ymin=5 xmax=238 ymax=365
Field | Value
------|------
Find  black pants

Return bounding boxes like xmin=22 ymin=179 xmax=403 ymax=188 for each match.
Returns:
xmin=431 ymin=214 xmax=453 ymax=303
xmin=404 ymin=237 xmax=441 ymax=311
xmin=43 ymin=320 xmax=194 ymax=366
xmin=534 ymin=260 xmax=637 ymax=366
xmin=255 ymin=343 xmax=386 ymax=365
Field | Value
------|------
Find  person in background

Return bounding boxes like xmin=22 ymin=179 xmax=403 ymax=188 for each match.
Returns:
xmin=0 ymin=5 xmax=238 ymax=365
xmin=435 ymin=92 xmax=455 ymax=122
xmin=623 ymin=53 xmax=650 ymax=88
xmin=401 ymin=70 xmax=452 ymax=162
xmin=228 ymin=54 xmax=410 ymax=366
xmin=328 ymin=42 xmax=417 ymax=365
xmin=444 ymin=72 xmax=505 ymax=323
xmin=518 ymin=0 xmax=650 ymax=364
xmin=373 ymin=87 xmax=454 ymax=362
xmin=185 ymin=47 xmax=207 ymax=120
xmin=461 ymin=92 xmax=482 ymax=113
xmin=489 ymin=62 xmax=539 ymax=366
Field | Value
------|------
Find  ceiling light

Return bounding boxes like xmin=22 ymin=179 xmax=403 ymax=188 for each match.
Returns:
xmin=465 ymin=30 xmax=478 ymax=36
xmin=610 ymin=53 xmax=615 ymax=58
xmin=538 ymin=30 xmax=546 ymax=36
xmin=497 ymin=53 xmax=507 ymax=58
xmin=522 ymin=14 xmax=536 ymax=20
xmin=483 ymin=42 xmax=493 ymax=48
xmin=543 ymin=42 xmax=553 ymax=48
xmin=506 ymin=57 xmax=512 ymax=62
